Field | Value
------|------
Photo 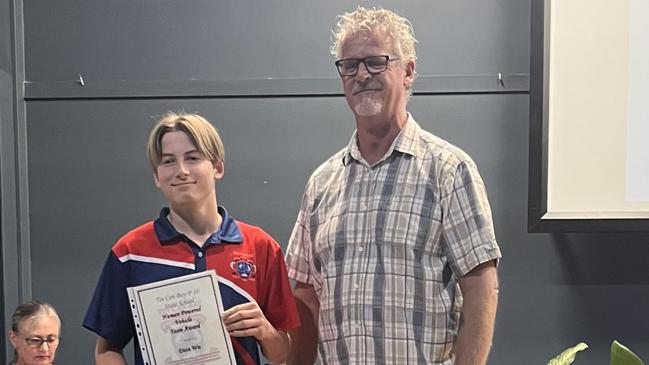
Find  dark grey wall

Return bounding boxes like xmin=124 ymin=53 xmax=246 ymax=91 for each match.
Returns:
xmin=0 ymin=1 xmax=12 ymax=75
xmin=0 ymin=70 xmax=10 ymax=365
xmin=3 ymin=1 xmax=649 ymax=364
xmin=23 ymin=1 xmax=528 ymax=81
xmin=1 ymin=1 xmax=15 ymax=362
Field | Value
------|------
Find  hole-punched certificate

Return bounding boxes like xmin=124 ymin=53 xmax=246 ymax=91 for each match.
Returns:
xmin=128 ymin=270 xmax=236 ymax=365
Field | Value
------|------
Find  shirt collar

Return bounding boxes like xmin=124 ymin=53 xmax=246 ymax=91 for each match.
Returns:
xmin=342 ymin=113 xmax=420 ymax=166
xmin=154 ymin=206 xmax=243 ymax=246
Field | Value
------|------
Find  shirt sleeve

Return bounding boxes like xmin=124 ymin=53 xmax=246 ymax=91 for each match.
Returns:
xmin=82 ymin=251 xmax=134 ymax=349
xmin=284 ymin=181 xmax=320 ymax=289
xmin=440 ymin=159 xmax=502 ymax=277
xmin=258 ymin=235 xmax=301 ymax=332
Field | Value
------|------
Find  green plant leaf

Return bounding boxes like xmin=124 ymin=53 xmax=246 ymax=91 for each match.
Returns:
xmin=611 ymin=340 xmax=645 ymax=365
xmin=547 ymin=342 xmax=589 ymax=365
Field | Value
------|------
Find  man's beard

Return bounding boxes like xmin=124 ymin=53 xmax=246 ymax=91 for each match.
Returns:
xmin=354 ymin=93 xmax=383 ymax=116
xmin=352 ymin=80 xmax=383 ymax=117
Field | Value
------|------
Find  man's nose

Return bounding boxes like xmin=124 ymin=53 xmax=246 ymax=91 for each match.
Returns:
xmin=355 ymin=62 xmax=372 ymax=80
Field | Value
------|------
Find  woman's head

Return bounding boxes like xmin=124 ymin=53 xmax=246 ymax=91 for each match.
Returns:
xmin=9 ymin=301 xmax=60 ymax=365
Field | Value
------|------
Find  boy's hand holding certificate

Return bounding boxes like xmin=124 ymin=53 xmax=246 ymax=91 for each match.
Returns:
xmin=127 ymin=270 xmax=236 ymax=365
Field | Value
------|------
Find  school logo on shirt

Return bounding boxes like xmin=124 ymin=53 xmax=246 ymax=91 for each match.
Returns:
xmin=230 ymin=258 xmax=256 ymax=279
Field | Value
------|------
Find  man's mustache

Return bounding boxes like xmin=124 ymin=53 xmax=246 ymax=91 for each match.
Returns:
xmin=352 ymin=80 xmax=382 ymax=94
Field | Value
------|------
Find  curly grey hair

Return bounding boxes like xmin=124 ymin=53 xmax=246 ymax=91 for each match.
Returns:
xmin=330 ymin=6 xmax=418 ymax=66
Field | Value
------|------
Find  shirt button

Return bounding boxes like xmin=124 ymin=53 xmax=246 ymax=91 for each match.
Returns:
xmin=358 ymin=246 xmax=364 ymax=252
xmin=354 ymin=283 xmax=359 ymax=289
xmin=198 ymin=252 xmax=204 ymax=258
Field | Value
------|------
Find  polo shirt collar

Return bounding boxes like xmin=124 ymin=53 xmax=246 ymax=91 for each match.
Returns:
xmin=154 ymin=206 xmax=243 ymax=245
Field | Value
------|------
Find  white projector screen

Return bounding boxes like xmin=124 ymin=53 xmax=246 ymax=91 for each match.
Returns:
xmin=546 ymin=0 xmax=649 ymax=219
xmin=626 ymin=0 xmax=649 ymax=202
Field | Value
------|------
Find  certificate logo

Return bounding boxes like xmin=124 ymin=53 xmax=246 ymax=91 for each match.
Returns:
xmin=230 ymin=258 xmax=256 ymax=279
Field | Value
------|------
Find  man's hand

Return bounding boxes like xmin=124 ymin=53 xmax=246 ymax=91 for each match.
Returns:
xmin=288 ymin=282 xmax=319 ymax=365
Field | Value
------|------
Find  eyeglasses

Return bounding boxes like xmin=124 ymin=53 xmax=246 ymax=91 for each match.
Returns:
xmin=335 ymin=55 xmax=401 ymax=77
xmin=18 ymin=334 xmax=59 ymax=348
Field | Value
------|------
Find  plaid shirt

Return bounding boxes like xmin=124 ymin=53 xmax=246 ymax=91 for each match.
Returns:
xmin=286 ymin=115 xmax=501 ymax=364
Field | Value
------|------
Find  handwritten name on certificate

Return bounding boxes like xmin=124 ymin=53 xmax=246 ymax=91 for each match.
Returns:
xmin=128 ymin=270 xmax=236 ymax=365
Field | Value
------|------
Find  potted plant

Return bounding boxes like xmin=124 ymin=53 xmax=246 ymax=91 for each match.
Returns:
xmin=547 ymin=340 xmax=644 ymax=365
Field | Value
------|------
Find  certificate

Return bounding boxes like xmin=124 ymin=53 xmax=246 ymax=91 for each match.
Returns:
xmin=127 ymin=270 xmax=236 ymax=365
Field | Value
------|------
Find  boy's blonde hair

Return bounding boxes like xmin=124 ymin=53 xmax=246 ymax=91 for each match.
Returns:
xmin=147 ymin=112 xmax=224 ymax=171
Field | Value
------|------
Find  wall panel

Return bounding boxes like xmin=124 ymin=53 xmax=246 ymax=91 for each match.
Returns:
xmin=7 ymin=1 xmax=648 ymax=365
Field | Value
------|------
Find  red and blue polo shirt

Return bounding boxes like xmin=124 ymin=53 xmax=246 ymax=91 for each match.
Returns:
xmin=83 ymin=206 xmax=300 ymax=365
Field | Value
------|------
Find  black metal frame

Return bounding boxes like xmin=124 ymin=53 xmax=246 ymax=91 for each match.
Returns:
xmin=528 ymin=0 xmax=649 ymax=232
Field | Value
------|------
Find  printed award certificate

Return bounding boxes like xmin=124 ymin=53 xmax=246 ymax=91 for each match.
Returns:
xmin=127 ymin=270 xmax=236 ymax=365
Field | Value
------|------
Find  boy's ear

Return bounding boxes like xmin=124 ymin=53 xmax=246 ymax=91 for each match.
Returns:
xmin=214 ymin=160 xmax=224 ymax=180
xmin=153 ymin=172 xmax=161 ymax=188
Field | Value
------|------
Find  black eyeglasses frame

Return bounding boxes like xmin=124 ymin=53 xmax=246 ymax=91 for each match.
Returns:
xmin=334 ymin=55 xmax=401 ymax=77
xmin=16 ymin=333 xmax=60 ymax=348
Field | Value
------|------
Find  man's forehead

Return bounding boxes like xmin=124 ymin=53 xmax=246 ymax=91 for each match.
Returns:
xmin=341 ymin=30 xmax=394 ymax=55
xmin=344 ymin=29 xmax=389 ymax=43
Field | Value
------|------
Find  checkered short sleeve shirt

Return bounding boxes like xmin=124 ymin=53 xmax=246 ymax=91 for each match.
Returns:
xmin=286 ymin=116 xmax=501 ymax=364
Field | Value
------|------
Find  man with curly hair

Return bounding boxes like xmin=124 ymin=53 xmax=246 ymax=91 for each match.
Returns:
xmin=286 ymin=7 xmax=501 ymax=365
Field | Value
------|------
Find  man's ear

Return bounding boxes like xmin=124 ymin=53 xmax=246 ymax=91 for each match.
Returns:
xmin=404 ymin=60 xmax=416 ymax=88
